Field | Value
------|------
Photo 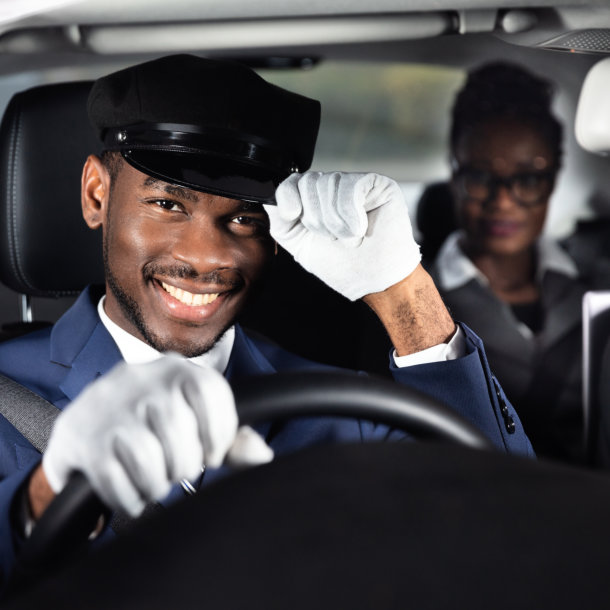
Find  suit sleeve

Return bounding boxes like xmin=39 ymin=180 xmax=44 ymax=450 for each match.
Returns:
xmin=0 ymin=411 xmax=51 ymax=595
xmin=390 ymin=323 xmax=535 ymax=456
xmin=0 ymin=462 xmax=39 ymax=594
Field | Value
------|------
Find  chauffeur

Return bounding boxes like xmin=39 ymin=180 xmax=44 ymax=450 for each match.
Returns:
xmin=0 ymin=54 xmax=532 ymax=583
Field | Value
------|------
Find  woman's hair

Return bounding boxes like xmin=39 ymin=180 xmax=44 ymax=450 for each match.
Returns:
xmin=450 ymin=61 xmax=563 ymax=166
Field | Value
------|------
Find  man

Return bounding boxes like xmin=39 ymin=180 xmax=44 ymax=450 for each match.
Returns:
xmin=0 ymin=54 xmax=532 ymax=585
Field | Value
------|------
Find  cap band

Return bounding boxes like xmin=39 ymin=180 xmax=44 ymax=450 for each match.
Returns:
xmin=103 ymin=123 xmax=299 ymax=174
xmin=121 ymin=149 xmax=280 ymax=204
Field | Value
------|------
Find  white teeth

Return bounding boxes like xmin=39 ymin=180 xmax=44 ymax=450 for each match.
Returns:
xmin=161 ymin=282 xmax=219 ymax=306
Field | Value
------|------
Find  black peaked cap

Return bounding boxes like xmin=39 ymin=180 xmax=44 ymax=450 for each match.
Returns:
xmin=87 ymin=54 xmax=321 ymax=203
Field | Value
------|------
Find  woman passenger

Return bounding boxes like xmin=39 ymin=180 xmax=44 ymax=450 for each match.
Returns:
xmin=432 ymin=62 xmax=587 ymax=462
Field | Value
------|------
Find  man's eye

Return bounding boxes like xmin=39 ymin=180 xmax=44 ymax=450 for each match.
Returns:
xmin=232 ymin=216 xmax=254 ymax=225
xmin=151 ymin=199 xmax=182 ymax=212
xmin=229 ymin=215 xmax=269 ymax=237
xmin=232 ymin=215 xmax=266 ymax=227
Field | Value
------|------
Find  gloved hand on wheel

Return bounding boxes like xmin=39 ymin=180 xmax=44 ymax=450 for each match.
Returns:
xmin=42 ymin=355 xmax=273 ymax=517
xmin=265 ymin=171 xmax=422 ymax=301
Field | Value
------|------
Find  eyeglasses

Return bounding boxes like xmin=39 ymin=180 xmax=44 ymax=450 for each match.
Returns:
xmin=452 ymin=166 xmax=556 ymax=208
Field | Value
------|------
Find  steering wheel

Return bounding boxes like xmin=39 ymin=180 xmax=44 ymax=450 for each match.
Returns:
xmin=13 ymin=370 xmax=493 ymax=584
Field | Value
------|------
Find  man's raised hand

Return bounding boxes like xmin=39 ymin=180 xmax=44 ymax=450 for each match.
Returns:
xmin=265 ymin=171 xmax=422 ymax=300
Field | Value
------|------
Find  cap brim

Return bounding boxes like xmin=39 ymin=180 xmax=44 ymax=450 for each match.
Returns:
xmin=122 ymin=150 xmax=285 ymax=204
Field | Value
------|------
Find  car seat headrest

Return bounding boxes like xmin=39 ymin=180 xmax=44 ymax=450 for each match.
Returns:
xmin=575 ymin=57 xmax=610 ymax=156
xmin=0 ymin=81 xmax=104 ymax=298
xmin=415 ymin=181 xmax=456 ymax=264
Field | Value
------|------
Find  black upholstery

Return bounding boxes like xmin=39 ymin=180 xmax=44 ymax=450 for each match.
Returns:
xmin=415 ymin=181 xmax=456 ymax=268
xmin=0 ymin=81 xmax=103 ymax=298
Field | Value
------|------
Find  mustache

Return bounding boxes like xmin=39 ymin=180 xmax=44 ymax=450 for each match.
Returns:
xmin=143 ymin=262 xmax=242 ymax=289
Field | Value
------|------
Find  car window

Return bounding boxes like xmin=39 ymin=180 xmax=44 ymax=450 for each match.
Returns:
xmin=260 ymin=61 xmax=465 ymax=181
xmin=260 ymin=61 xmax=465 ymax=236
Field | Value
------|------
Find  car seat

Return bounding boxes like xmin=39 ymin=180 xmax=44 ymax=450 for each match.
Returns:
xmin=0 ymin=81 xmax=103 ymax=337
xmin=414 ymin=181 xmax=456 ymax=269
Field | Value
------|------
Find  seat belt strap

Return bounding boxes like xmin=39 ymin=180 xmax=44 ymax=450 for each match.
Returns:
xmin=0 ymin=374 xmax=59 ymax=453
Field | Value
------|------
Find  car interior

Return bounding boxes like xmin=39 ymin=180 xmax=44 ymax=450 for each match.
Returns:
xmin=4 ymin=0 xmax=610 ymax=606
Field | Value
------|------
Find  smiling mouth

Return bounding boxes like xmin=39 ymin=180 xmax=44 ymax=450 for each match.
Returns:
xmin=484 ymin=220 xmax=522 ymax=235
xmin=160 ymin=281 xmax=220 ymax=306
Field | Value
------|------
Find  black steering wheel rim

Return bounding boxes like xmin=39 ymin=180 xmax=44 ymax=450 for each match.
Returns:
xmin=234 ymin=370 xmax=491 ymax=449
xmin=12 ymin=370 xmax=493 ymax=588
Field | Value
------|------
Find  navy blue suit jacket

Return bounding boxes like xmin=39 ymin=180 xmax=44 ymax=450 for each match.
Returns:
xmin=0 ymin=286 xmax=533 ymax=585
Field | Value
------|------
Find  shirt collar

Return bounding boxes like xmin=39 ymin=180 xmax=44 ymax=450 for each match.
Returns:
xmin=435 ymin=230 xmax=579 ymax=292
xmin=435 ymin=231 xmax=488 ymax=291
xmin=536 ymin=235 xmax=579 ymax=281
xmin=97 ymin=296 xmax=234 ymax=373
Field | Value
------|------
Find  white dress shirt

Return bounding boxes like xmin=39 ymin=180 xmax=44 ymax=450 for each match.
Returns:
xmin=97 ymin=296 xmax=234 ymax=373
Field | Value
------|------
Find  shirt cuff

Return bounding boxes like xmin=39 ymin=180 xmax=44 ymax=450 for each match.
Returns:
xmin=392 ymin=326 xmax=466 ymax=368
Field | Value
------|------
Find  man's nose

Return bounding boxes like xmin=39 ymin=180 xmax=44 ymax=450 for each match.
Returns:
xmin=170 ymin=220 xmax=235 ymax=274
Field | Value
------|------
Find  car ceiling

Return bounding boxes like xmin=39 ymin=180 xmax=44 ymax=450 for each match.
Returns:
xmin=5 ymin=0 xmax=610 ymax=25
xmin=1 ymin=1 xmax=610 ymax=76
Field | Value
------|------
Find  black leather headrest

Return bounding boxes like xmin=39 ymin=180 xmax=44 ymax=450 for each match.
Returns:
xmin=0 ymin=81 xmax=104 ymax=297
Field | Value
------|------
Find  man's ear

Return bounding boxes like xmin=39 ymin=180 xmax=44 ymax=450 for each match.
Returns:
xmin=81 ymin=154 xmax=110 ymax=229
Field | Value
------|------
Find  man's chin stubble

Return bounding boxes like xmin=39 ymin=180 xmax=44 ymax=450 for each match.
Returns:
xmin=105 ymin=268 xmax=230 ymax=357
xmin=146 ymin=325 xmax=232 ymax=358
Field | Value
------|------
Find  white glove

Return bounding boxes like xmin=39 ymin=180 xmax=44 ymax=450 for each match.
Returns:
xmin=265 ymin=171 xmax=421 ymax=301
xmin=42 ymin=355 xmax=273 ymax=517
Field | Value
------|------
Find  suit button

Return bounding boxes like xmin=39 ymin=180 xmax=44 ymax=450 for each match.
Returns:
xmin=505 ymin=416 xmax=516 ymax=434
xmin=500 ymin=403 xmax=509 ymax=417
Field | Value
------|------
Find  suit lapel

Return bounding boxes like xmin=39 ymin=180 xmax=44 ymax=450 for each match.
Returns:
xmin=225 ymin=325 xmax=277 ymax=380
xmin=444 ymin=272 xmax=586 ymax=354
xmin=49 ymin=285 xmax=123 ymax=403
xmin=443 ymin=280 xmax=534 ymax=363
xmin=58 ymin=322 xmax=123 ymax=401
xmin=539 ymin=271 xmax=587 ymax=351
